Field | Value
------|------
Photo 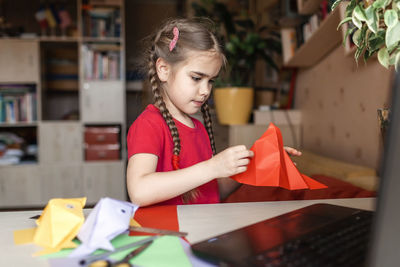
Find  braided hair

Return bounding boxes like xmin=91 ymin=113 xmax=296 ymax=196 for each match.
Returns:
xmin=144 ymin=18 xmax=224 ymax=202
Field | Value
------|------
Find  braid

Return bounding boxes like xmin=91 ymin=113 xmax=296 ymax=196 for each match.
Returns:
xmin=148 ymin=50 xmax=181 ymax=158
xmin=148 ymin=47 xmax=199 ymax=203
xmin=201 ymin=102 xmax=216 ymax=155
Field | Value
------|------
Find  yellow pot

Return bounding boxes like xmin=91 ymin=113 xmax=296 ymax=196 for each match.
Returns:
xmin=214 ymin=87 xmax=254 ymax=125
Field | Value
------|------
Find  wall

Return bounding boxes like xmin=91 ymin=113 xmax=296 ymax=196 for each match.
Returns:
xmin=295 ymin=45 xmax=393 ymax=170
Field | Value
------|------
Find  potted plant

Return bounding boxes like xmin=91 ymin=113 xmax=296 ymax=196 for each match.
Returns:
xmin=334 ymin=0 xmax=400 ymax=69
xmin=192 ymin=0 xmax=281 ymax=125
xmin=333 ymin=0 xmax=396 ymax=140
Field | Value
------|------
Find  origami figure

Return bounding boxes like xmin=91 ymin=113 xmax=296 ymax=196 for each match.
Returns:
xmin=13 ymin=197 xmax=86 ymax=256
xmin=69 ymin=197 xmax=139 ymax=257
xmin=232 ymin=123 xmax=327 ymax=190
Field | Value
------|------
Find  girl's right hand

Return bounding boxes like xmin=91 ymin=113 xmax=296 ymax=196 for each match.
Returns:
xmin=208 ymin=145 xmax=254 ymax=178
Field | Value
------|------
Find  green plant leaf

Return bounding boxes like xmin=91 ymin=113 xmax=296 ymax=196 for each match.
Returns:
xmin=352 ymin=13 xmax=363 ymax=29
xmin=346 ymin=0 xmax=358 ymax=18
xmin=378 ymin=47 xmax=390 ymax=68
xmin=365 ymin=6 xmax=379 ymax=33
xmin=332 ymin=0 xmax=344 ymax=10
xmin=337 ymin=17 xmax=353 ymax=30
xmin=368 ymin=30 xmax=385 ymax=51
xmin=352 ymin=28 xmax=362 ymax=47
xmin=354 ymin=5 xmax=367 ymax=22
xmin=384 ymin=9 xmax=398 ymax=28
xmin=343 ymin=27 xmax=356 ymax=46
xmin=373 ymin=0 xmax=392 ymax=9
xmin=355 ymin=45 xmax=365 ymax=63
xmin=386 ymin=21 xmax=400 ymax=48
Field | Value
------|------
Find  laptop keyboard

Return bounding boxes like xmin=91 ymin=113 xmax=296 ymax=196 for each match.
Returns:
xmin=249 ymin=211 xmax=373 ymax=267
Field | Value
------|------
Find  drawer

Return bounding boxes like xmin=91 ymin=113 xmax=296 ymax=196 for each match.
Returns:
xmin=85 ymin=143 xmax=120 ymax=161
xmin=84 ymin=127 xmax=120 ymax=144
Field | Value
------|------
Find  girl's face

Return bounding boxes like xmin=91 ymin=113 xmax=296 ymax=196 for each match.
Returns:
xmin=158 ymin=51 xmax=222 ymax=121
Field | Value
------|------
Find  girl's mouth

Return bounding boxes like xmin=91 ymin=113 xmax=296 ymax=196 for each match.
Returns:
xmin=192 ymin=100 xmax=204 ymax=106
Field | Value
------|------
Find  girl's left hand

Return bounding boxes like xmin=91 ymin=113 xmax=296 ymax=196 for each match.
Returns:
xmin=284 ymin=146 xmax=302 ymax=157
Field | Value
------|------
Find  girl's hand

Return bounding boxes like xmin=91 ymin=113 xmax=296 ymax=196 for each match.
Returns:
xmin=209 ymin=145 xmax=254 ymax=178
xmin=284 ymin=146 xmax=302 ymax=156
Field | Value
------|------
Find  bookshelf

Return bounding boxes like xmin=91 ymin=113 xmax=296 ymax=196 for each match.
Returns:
xmin=297 ymin=0 xmax=324 ymax=15
xmin=0 ymin=0 xmax=127 ymax=208
xmin=282 ymin=1 xmax=346 ymax=67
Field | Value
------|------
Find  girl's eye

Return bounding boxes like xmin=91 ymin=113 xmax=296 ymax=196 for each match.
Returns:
xmin=192 ymin=76 xmax=201 ymax=82
xmin=209 ymin=79 xmax=215 ymax=84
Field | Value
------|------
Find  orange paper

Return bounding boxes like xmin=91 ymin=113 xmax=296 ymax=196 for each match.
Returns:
xmin=232 ymin=123 xmax=327 ymax=190
xmin=129 ymin=205 xmax=179 ymax=236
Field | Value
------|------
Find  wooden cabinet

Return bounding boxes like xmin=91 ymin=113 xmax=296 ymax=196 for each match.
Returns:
xmin=0 ymin=165 xmax=42 ymax=207
xmin=40 ymin=164 xmax=84 ymax=201
xmin=39 ymin=122 xmax=83 ymax=164
xmin=0 ymin=0 xmax=127 ymax=208
xmin=81 ymin=81 xmax=125 ymax=123
xmin=0 ymin=40 xmax=39 ymax=83
xmin=83 ymin=162 xmax=126 ymax=204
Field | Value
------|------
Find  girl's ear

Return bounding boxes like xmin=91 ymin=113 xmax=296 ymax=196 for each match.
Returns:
xmin=156 ymin=57 xmax=170 ymax=82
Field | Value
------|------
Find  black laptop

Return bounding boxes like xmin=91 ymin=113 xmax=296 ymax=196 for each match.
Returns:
xmin=191 ymin=73 xmax=400 ymax=267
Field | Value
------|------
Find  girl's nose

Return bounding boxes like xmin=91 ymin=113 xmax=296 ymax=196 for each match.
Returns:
xmin=199 ymin=82 xmax=211 ymax=96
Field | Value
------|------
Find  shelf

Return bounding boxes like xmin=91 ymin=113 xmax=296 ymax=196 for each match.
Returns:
xmin=0 ymin=122 xmax=38 ymax=127
xmin=284 ymin=3 xmax=343 ymax=68
xmin=39 ymin=36 xmax=79 ymax=42
xmin=81 ymin=37 xmax=123 ymax=43
xmin=297 ymin=0 xmax=324 ymax=15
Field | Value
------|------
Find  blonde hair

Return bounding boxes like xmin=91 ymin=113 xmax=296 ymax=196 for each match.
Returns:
xmin=144 ymin=18 xmax=225 ymax=203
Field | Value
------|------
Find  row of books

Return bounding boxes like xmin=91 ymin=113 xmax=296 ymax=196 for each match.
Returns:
xmin=82 ymin=7 xmax=121 ymax=38
xmin=281 ymin=0 xmax=333 ymax=63
xmin=82 ymin=45 xmax=121 ymax=80
xmin=0 ymin=91 xmax=37 ymax=123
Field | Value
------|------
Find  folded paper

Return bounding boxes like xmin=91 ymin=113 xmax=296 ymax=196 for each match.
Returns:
xmin=13 ymin=197 xmax=86 ymax=256
xmin=232 ymin=123 xmax=327 ymax=190
xmin=129 ymin=205 xmax=179 ymax=236
xmin=69 ymin=197 xmax=138 ymax=257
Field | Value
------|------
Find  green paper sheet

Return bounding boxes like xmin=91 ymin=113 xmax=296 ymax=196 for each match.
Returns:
xmin=42 ymin=234 xmax=191 ymax=267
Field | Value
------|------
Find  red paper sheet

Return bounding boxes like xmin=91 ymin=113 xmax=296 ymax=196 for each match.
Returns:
xmin=232 ymin=123 xmax=327 ymax=190
xmin=129 ymin=205 xmax=179 ymax=236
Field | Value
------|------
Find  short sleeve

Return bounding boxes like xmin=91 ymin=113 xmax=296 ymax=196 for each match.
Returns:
xmin=127 ymin=116 xmax=164 ymax=159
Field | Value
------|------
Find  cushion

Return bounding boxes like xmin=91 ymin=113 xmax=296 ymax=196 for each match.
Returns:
xmin=222 ymin=174 xmax=376 ymax=203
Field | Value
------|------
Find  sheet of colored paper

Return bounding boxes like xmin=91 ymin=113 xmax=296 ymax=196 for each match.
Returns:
xmin=232 ymin=123 xmax=327 ymax=190
xmin=13 ymin=228 xmax=36 ymax=245
xmin=129 ymin=205 xmax=179 ymax=236
xmin=46 ymin=234 xmax=191 ymax=267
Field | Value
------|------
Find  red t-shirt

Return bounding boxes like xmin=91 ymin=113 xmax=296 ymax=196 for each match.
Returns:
xmin=127 ymin=104 xmax=220 ymax=205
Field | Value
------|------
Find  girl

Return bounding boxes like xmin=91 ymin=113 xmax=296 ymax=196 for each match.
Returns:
xmin=126 ymin=18 xmax=300 ymax=207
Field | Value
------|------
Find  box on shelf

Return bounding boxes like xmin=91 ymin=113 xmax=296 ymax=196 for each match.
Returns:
xmin=84 ymin=126 xmax=120 ymax=144
xmin=84 ymin=126 xmax=120 ymax=160
xmin=85 ymin=143 xmax=120 ymax=161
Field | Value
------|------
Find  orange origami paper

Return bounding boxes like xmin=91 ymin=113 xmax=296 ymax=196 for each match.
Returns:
xmin=129 ymin=205 xmax=179 ymax=236
xmin=232 ymin=123 xmax=327 ymax=190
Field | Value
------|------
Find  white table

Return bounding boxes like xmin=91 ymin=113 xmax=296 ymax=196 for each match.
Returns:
xmin=1 ymin=198 xmax=375 ymax=266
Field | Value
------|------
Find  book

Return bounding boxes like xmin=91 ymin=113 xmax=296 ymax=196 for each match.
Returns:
xmin=281 ymin=28 xmax=297 ymax=63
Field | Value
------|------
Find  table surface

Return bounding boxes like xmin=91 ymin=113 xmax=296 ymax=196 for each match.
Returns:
xmin=1 ymin=198 xmax=375 ymax=266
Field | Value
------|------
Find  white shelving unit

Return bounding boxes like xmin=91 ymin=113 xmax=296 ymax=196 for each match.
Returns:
xmin=0 ymin=0 xmax=127 ymax=208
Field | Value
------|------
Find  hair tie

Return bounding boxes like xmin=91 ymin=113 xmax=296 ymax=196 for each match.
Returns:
xmin=172 ymin=154 xmax=180 ymax=170
xmin=169 ymin=27 xmax=179 ymax=52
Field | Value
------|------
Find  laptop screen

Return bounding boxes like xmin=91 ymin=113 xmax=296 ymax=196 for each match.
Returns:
xmin=367 ymin=71 xmax=400 ymax=267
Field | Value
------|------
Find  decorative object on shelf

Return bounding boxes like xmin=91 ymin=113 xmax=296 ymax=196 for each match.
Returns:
xmin=192 ymin=0 xmax=281 ymax=124
xmin=334 ymin=0 xmax=400 ymax=70
xmin=377 ymin=107 xmax=390 ymax=143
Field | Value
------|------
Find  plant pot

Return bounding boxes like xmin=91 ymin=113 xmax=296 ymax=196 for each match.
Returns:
xmin=214 ymin=87 xmax=254 ymax=125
